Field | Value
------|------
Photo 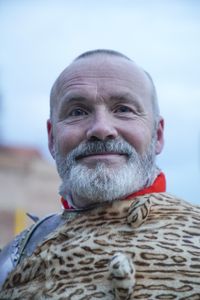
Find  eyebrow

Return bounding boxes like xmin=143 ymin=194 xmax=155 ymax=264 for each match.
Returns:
xmin=109 ymin=94 xmax=143 ymax=112
xmin=59 ymin=93 xmax=143 ymax=113
xmin=58 ymin=96 xmax=89 ymax=113
xmin=61 ymin=95 xmax=88 ymax=104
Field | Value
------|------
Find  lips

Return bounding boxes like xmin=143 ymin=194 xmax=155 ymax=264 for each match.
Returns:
xmin=76 ymin=152 xmax=127 ymax=160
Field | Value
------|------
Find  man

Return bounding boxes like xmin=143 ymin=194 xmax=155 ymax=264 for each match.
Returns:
xmin=0 ymin=49 xmax=200 ymax=299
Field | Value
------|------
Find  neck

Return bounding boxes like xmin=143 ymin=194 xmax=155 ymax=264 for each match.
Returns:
xmin=61 ymin=171 xmax=166 ymax=210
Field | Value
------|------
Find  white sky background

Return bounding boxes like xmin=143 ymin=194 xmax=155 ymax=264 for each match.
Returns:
xmin=1 ymin=0 xmax=200 ymax=204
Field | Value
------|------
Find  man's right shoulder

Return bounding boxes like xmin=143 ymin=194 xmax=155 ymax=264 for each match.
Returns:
xmin=0 ymin=226 xmax=33 ymax=288
xmin=0 ymin=212 xmax=64 ymax=287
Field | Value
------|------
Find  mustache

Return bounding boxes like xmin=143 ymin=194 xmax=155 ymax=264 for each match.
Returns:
xmin=68 ymin=139 xmax=134 ymax=161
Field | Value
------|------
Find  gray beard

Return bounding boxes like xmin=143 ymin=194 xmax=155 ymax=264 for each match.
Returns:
xmin=55 ymin=137 xmax=157 ymax=208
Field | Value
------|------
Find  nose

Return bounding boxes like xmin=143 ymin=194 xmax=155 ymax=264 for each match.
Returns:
xmin=86 ymin=113 xmax=118 ymax=141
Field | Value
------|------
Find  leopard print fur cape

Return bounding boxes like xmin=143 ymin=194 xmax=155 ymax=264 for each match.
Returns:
xmin=1 ymin=192 xmax=200 ymax=300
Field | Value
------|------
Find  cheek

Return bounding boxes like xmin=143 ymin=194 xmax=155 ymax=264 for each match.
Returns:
xmin=121 ymin=126 xmax=152 ymax=154
xmin=55 ymin=125 xmax=85 ymax=156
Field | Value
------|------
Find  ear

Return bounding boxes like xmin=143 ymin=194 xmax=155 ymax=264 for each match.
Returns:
xmin=155 ymin=117 xmax=164 ymax=155
xmin=47 ymin=119 xmax=55 ymax=159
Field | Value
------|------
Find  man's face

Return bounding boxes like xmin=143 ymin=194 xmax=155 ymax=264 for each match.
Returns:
xmin=48 ymin=55 xmax=164 ymax=207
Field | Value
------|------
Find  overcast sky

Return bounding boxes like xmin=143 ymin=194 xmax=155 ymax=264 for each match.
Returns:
xmin=1 ymin=0 xmax=200 ymax=204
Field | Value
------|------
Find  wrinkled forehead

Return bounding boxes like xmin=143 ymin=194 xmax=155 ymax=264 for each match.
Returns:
xmin=50 ymin=55 xmax=153 ymax=116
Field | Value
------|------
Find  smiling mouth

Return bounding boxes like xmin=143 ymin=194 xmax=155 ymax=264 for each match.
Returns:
xmin=76 ymin=152 xmax=127 ymax=160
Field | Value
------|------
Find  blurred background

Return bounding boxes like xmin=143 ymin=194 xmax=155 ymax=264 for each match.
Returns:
xmin=0 ymin=0 xmax=200 ymax=246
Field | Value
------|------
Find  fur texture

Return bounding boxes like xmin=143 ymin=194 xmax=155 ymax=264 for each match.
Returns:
xmin=1 ymin=193 xmax=200 ymax=299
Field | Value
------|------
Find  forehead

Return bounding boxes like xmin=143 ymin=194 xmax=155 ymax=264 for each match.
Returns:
xmin=51 ymin=55 xmax=153 ymax=112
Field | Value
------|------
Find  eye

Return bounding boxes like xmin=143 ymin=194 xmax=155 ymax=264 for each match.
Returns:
xmin=69 ymin=108 xmax=88 ymax=116
xmin=114 ymin=105 xmax=133 ymax=113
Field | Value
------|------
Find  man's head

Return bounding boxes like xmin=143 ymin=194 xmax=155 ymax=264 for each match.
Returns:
xmin=47 ymin=49 xmax=164 ymax=208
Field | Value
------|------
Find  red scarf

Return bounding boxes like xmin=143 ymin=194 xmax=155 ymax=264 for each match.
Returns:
xmin=61 ymin=172 xmax=166 ymax=210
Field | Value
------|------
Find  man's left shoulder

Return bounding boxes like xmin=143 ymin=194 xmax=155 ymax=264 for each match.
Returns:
xmin=151 ymin=192 xmax=200 ymax=212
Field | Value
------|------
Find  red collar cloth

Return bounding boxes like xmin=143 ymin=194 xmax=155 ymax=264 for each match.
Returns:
xmin=61 ymin=172 xmax=166 ymax=210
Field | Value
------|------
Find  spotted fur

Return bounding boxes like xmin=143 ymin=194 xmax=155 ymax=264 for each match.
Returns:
xmin=0 ymin=193 xmax=200 ymax=299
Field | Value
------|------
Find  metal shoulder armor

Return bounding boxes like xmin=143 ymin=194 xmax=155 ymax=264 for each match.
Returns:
xmin=0 ymin=213 xmax=62 ymax=288
xmin=0 ymin=227 xmax=32 ymax=287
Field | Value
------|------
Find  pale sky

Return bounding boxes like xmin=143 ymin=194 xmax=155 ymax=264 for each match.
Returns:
xmin=1 ymin=0 xmax=200 ymax=204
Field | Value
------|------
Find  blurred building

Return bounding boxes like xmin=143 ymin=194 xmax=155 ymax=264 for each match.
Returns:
xmin=0 ymin=145 xmax=61 ymax=248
